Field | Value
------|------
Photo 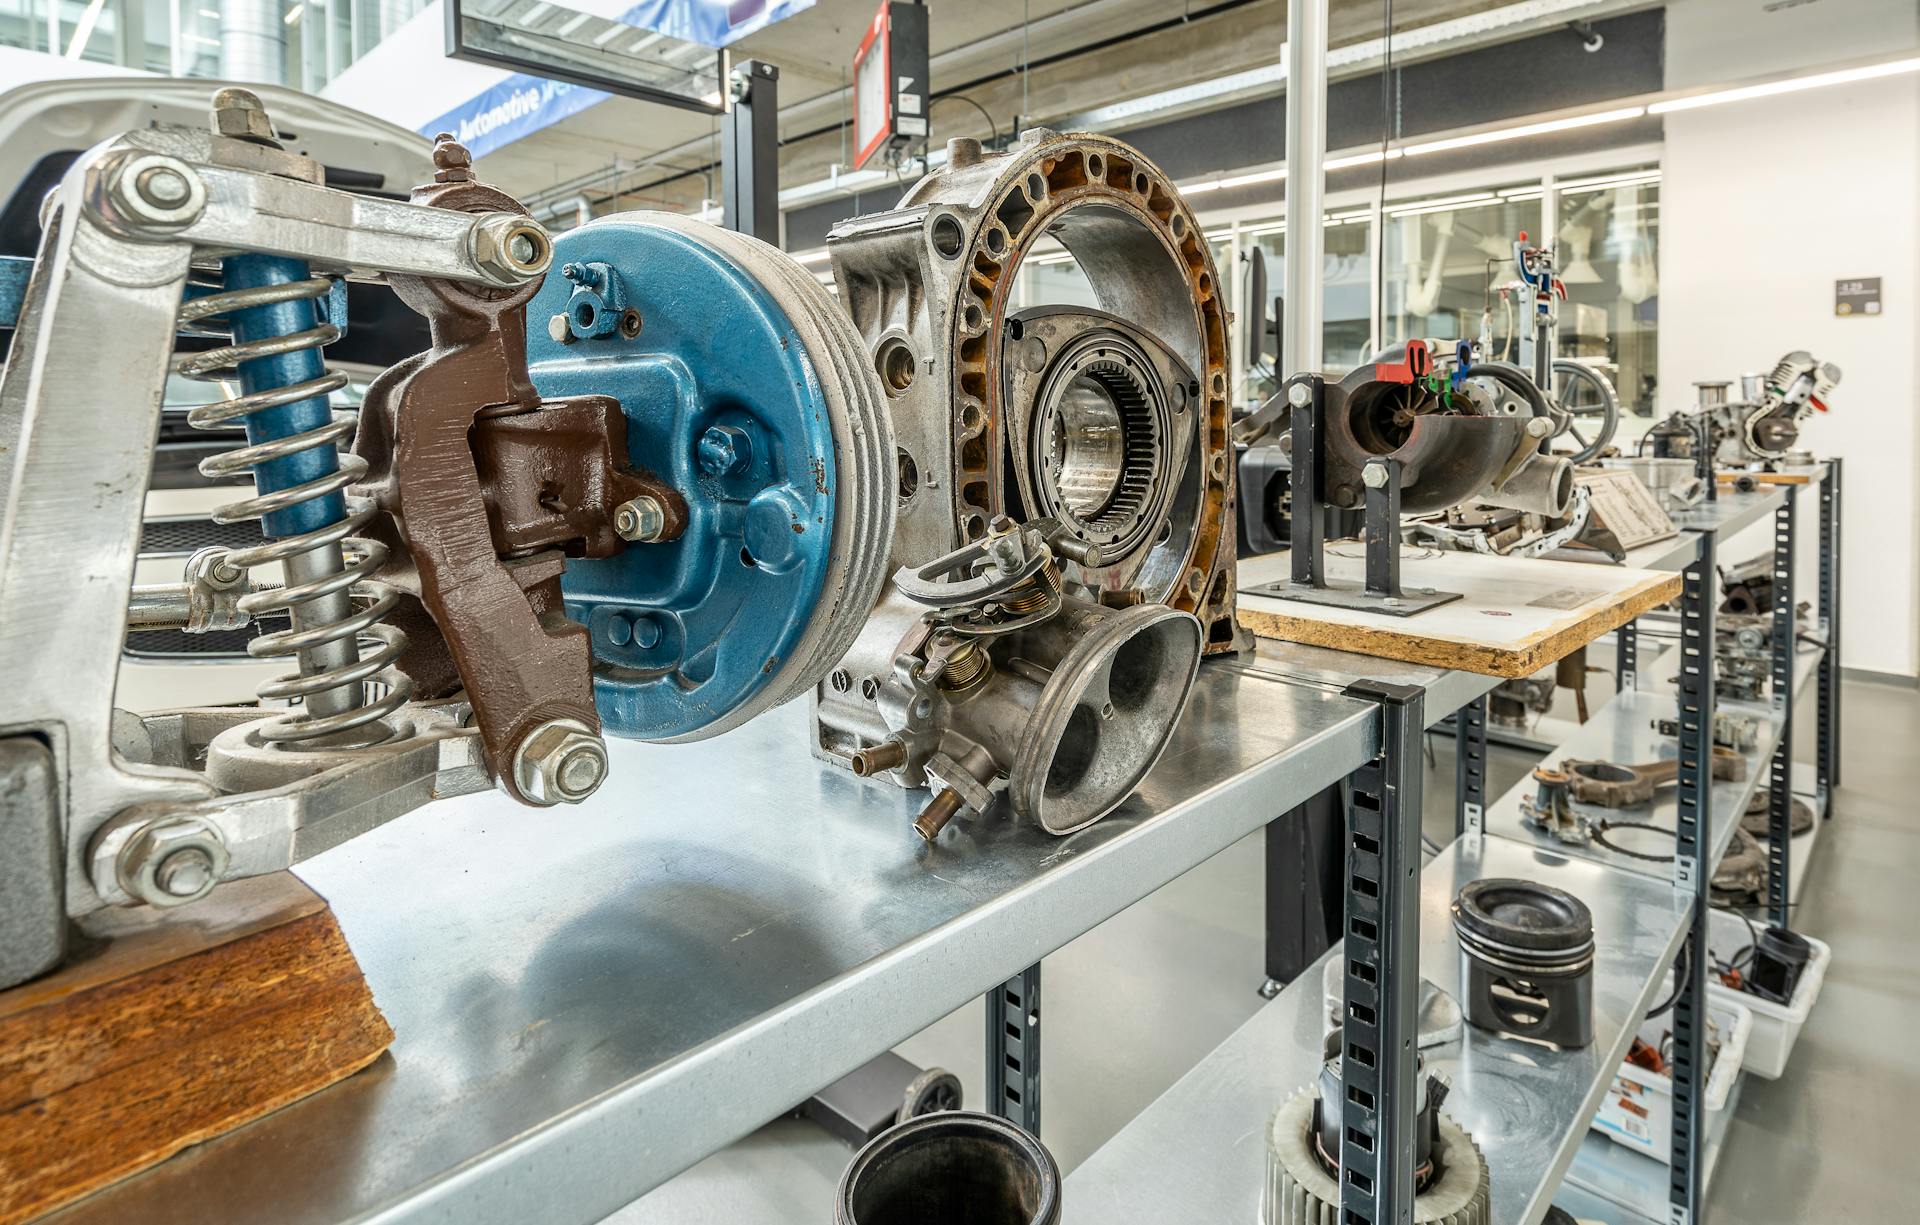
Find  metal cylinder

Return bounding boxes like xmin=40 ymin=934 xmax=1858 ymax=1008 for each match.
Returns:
xmin=220 ymin=253 xmax=361 ymax=723
xmin=218 ymin=0 xmax=285 ymax=83
xmin=1481 ymin=449 xmax=1575 ymax=517
xmin=835 ymin=1111 xmax=1061 ymax=1225
xmin=1283 ymin=0 xmax=1328 ymax=374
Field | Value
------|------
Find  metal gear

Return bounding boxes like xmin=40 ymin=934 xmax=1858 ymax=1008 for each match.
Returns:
xmin=1263 ymin=1088 xmax=1491 ymax=1225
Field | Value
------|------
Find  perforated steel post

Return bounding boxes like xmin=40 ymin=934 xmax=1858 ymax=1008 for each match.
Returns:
xmin=1454 ymin=694 xmax=1487 ymax=838
xmin=1668 ymin=530 xmax=1715 ymax=1225
xmin=1616 ymin=618 xmax=1639 ymax=693
xmin=986 ymin=963 xmax=1041 ymax=1135
xmin=1766 ymin=489 xmax=1797 ymax=925
xmin=1816 ymin=459 xmax=1843 ymax=802
xmin=1339 ymin=680 xmax=1424 ymax=1225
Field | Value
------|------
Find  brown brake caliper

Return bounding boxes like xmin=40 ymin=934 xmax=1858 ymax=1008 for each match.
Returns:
xmin=353 ymin=135 xmax=685 ymax=801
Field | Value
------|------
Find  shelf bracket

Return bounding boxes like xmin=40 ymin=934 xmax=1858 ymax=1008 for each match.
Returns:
xmin=1668 ymin=528 xmax=1716 ymax=1225
xmin=1338 ymin=680 xmax=1425 ymax=1225
xmin=1816 ymin=459 xmax=1843 ymax=803
xmin=1453 ymin=695 xmax=1487 ymax=839
xmin=986 ymin=962 xmax=1041 ymax=1135
xmin=1766 ymin=488 xmax=1797 ymax=925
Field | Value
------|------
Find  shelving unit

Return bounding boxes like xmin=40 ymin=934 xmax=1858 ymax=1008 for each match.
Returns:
xmin=55 ymin=463 xmax=1840 ymax=1225
xmin=1063 ymin=836 xmax=1692 ymax=1225
xmin=60 ymin=670 xmax=1381 ymax=1225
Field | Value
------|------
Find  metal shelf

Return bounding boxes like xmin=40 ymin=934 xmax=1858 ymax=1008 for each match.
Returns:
xmin=1481 ymin=688 xmax=1781 ymax=882
xmin=1564 ymin=1076 xmax=1746 ymax=1222
xmin=1062 ymin=834 xmax=1691 ymax=1225
xmin=1667 ymin=487 xmax=1784 ymax=539
xmin=59 ymin=665 xmax=1378 ymax=1225
xmin=1225 ymin=635 xmax=1503 ymax=726
xmin=1634 ymin=638 xmax=1825 ymax=727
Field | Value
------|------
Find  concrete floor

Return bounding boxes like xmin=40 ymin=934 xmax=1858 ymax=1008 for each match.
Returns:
xmin=613 ymin=677 xmax=1916 ymax=1223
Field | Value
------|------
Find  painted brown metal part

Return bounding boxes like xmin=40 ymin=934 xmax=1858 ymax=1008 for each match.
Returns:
xmin=352 ymin=136 xmax=683 ymax=798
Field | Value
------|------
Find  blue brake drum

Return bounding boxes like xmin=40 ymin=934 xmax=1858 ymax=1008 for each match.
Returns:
xmin=526 ymin=213 xmax=893 ymax=743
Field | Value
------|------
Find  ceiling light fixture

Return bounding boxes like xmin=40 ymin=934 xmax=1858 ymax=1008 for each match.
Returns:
xmin=1400 ymin=106 xmax=1647 ymax=157
xmin=1650 ymin=56 xmax=1920 ymax=113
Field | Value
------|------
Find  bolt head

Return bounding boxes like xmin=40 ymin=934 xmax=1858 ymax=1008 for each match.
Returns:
xmin=210 ymin=87 xmax=278 ymax=144
xmin=1287 ymin=381 xmax=1312 ymax=407
xmin=137 ymin=166 xmax=191 ymax=207
xmin=512 ymin=719 xmax=609 ymax=806
xmin=1525 ymin=416 xmax=1554 ymax=438
xmin=697 ymin=425 xmax=752 ymax=476
xmin=155 ymin=847 xmax=216 ymax=898
xmin=471 ymin=212 xmax=552 ymax=284
xmin=614 ymin=495 xmax=667 ymax=542
xmin=548 ymin=313 xmax=574 ymax=345
xmin=1362 ymin=462 xmax=1390 ymax=489
xmin=117 ymin=816 xmax=229 ymax=908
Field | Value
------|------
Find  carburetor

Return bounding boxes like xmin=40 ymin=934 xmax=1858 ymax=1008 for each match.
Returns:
xmin=813 ymin=128 xmax=1239 ymax=838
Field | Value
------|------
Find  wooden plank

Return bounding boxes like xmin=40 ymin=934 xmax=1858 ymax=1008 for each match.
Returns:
xmin=1235 ymin=547 xmax=1682 ymax=678
xmin=0 ymin=874 xmax=392 ymax=1224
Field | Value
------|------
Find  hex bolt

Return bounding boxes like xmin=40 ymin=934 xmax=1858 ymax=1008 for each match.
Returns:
xmin=137 ymin=166 xmax=191 ymax=208
xmin=155 ymin=846 xmax=216 ymax=898
xmin=1525 ymin=416 xmax=1554 ymax=439
xmin=548 ymin=313 xmax=574 ymax=345
xmin=471 ymin=213 xmax=553 ymax=284
xmin=115 ymin=816 xmax=229 ymax=908
xmin=210 ymin=87 xmax=278 ymax=145
xmin=913 ymin=787 xmax=966 ymax=842
xmin=1362 ymin=462 xmax=1390 ymax=489
xmin=512 ymin=718 xmax=609 ymax=806
xmin=1287 ymin=381 xmax=1312 ymax=408
xmin=697 ymin=425 xmax=752 ymax=476
xmin=614 ymin=495 xmax=667 ymax=542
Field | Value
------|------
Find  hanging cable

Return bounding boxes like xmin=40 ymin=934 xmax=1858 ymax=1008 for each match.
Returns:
xmin=930 ymin=94 xmax=1002 ymax=147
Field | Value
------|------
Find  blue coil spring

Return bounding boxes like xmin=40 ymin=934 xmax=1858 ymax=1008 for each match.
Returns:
xmin=172 ymin=255 xmax=411 ymax=742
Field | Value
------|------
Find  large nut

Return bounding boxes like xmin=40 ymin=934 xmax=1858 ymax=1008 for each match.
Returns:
xmin=210 ymin=87 xmax=279 ymax=144
xmin=102 ymin=152 xmax=205 ymax=231
xmin=470 ymin=212 xmax=553 ymax=285
xmin=614 ymin=495 xmax=667 ymax=542
xmin=117 ymin=816 xmax=230 ymax=908
xmin=512 ymin=719 xmax=609 ymax=806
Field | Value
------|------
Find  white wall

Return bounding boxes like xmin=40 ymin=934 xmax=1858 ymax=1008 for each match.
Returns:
xmin=1659 ymin=0 xmax=1920 ymax=677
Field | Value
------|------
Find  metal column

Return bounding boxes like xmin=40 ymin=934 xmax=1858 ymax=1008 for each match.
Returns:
xmin=1765 ymin=489 xmax=1797 ymax=925
xmin=722 ymin=60 xmax=780 ymax=244
xmin=986 ymin=963 xmax=1041 ymax=1134
xmin=1616 ymin=618 xmax=1639 ymax=693
xmin=1668 ymin=531 xmax=1716 ymax=1224
xmin=1261 ymin=784 xmax=1345 ymax=995
xmin=1282 ymin=0 xmax=1327 ymax=374
xmin=1453 ymin=695 xmax=1486 ymax=839
xmin=1816 ymin=459 xmax=1843 ymax=804
xmin=1339 ymin=681 xmax=1425 ymax=1225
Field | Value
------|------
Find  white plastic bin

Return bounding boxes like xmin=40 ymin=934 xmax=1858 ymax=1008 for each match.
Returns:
xmin=1590 ymin=1000 xmax=1751 ymax=1162
xmin=1706 ymin=907 xmax=1831 ymax=1079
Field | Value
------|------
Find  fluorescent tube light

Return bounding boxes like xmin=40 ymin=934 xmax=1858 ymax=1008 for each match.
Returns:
xmin=1650 ymin=56 xmax=1920 ymax=113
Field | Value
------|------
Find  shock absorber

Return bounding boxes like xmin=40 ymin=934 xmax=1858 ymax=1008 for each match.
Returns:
xmin=173 ymin=89 xmax=411 ymax=744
